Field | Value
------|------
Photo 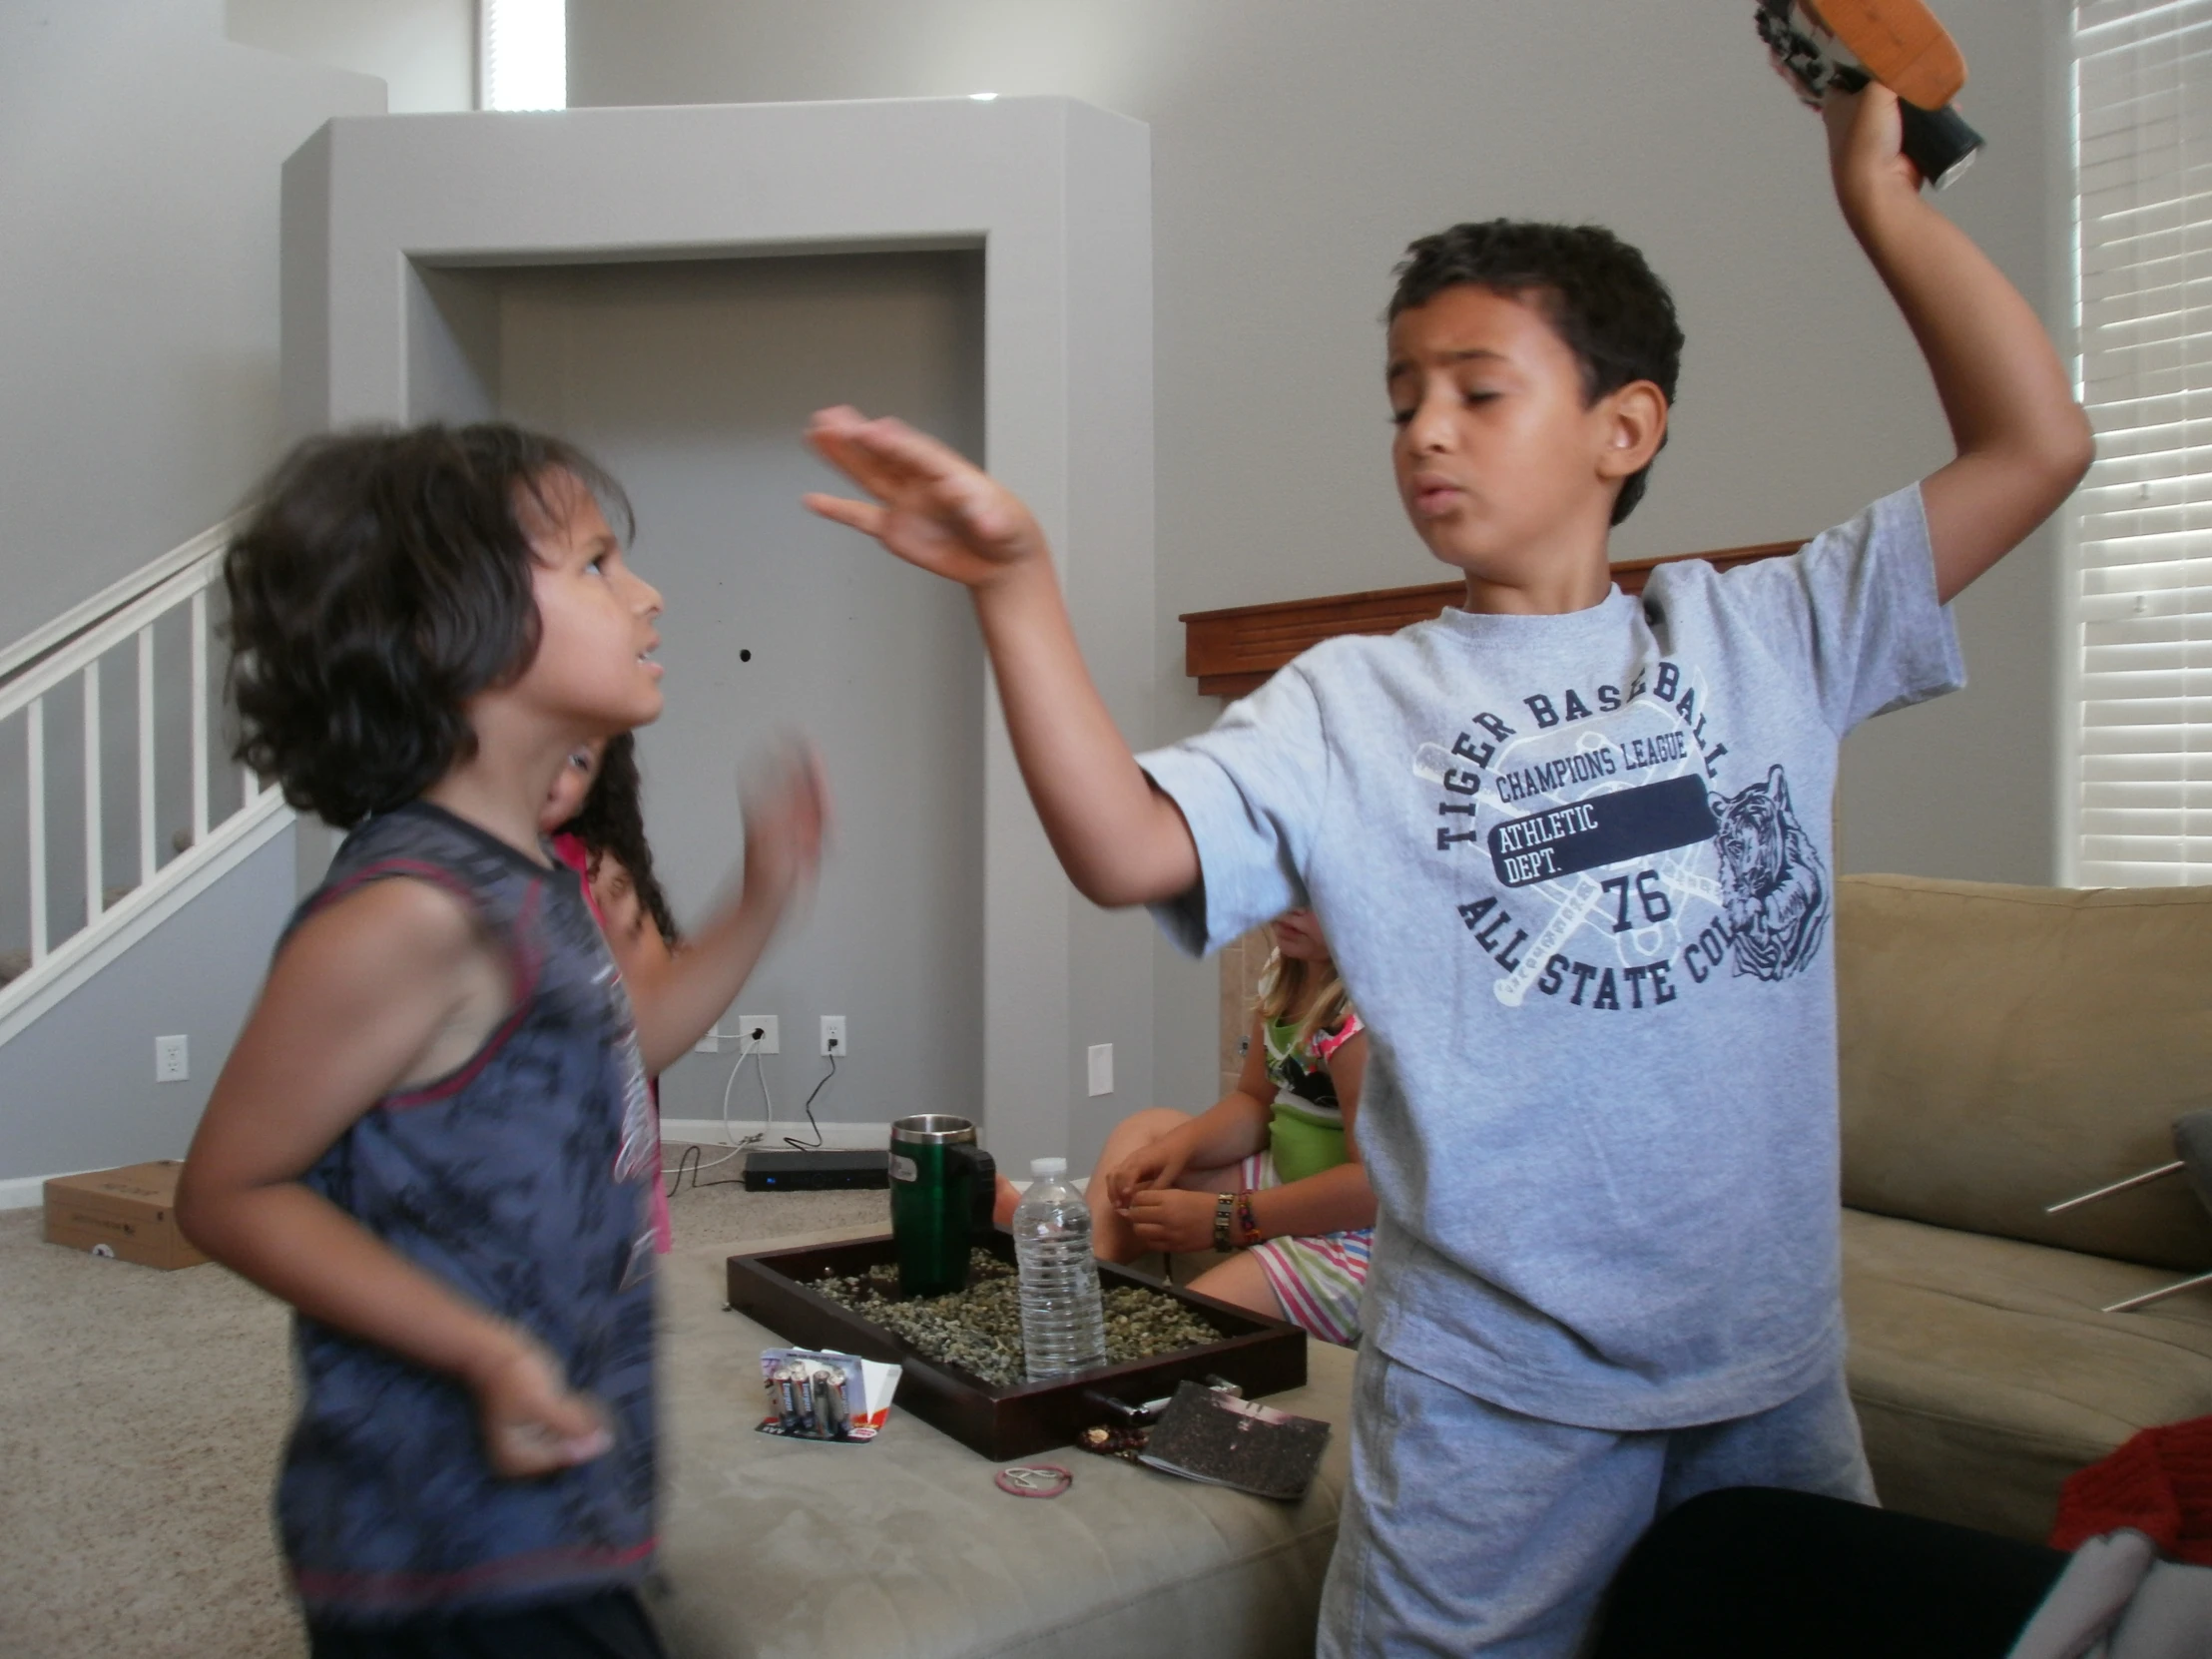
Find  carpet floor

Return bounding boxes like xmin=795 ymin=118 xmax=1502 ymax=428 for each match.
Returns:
xmin=0 ymin=1149 xmax=889 ymax=1658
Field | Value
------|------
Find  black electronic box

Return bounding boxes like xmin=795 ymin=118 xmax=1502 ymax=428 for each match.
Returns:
xmin=743 ymin=1149 xmax=891 ymax=1192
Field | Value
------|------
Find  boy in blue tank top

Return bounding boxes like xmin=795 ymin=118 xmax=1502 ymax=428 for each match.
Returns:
xmin=801 ymin=87 xmax=2093 ymax=1656
xmin=178 ymin=424 xmax=827 ymax=1656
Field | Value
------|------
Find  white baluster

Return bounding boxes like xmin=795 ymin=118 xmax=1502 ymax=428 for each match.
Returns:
xmin=83 ymin=661 xmax=102 ymax=922
xmin=138 ymin=626 xmax=155 ymax=884
xmin=190 ymin=589 xmax=209 ymax=847
xmin=27 ymin=697 xmax=46 ymax=965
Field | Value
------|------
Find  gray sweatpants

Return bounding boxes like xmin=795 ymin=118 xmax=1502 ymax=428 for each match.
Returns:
xmin=1318 ymin=1347 xmax=1876 ymax=1658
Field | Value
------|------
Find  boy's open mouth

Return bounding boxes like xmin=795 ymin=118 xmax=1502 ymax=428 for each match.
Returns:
xmin=1409 ymin=474 xmax=1463 ymax=515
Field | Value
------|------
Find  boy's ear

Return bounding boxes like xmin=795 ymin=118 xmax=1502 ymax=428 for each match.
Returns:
xmin=1593 ymin=380 xmax=1669 ymax=484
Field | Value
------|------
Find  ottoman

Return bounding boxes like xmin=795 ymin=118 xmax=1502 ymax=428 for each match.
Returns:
xmin=654 ymin=1227 xmax=1356 ymax=1658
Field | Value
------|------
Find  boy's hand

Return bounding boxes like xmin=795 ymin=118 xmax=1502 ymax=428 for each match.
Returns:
xmin=1122 ymin=1187 xmax=1220 ymax=1255
xmin=803 ymin=407 xmax=1048 ymax=591
xmin=1823 ymin=83 xmax=1922 ymax=223
xmin=739 ymin=741 xmax=830 ymax=915
xmin=468 ymin=1332 xmax=614 ymax=1479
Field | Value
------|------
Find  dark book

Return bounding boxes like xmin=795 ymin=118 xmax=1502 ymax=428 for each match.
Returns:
xmin=1137 ymin=1381 xmax=1331 ymax=1501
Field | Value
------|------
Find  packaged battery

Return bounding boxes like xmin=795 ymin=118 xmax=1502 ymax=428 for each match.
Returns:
xmin=755 ymin=1348 xmax=901 ymax=1443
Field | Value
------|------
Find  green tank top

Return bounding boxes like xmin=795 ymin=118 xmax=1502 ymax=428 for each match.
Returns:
xmin=1262 ymin=1012 xmax=1364 ymax=1185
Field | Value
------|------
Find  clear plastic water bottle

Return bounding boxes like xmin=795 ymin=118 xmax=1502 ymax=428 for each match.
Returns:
xmin=1013 ymin=1157 xmax=1109 ymax=1381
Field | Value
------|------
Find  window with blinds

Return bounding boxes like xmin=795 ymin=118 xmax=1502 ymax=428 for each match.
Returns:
xmin=2073 ymin=0 xmax=2212 ymax=884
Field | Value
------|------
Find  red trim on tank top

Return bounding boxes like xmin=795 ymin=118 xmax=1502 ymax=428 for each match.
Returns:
xmin=291 ymin=1535 xmax=657 ymax=1605
xmin=384 ymin=879 xmax=544 ymax=1110
xmin=303 ymin=858 xmax=546 ymax=1111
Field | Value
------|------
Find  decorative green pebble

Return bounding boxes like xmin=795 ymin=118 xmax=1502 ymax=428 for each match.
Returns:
xmin=810 ymin=1249 xmax=1219 ymax=1385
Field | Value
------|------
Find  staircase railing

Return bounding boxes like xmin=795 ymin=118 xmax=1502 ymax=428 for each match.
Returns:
xmin=0 ymin=521 xmax=291 ymax=1041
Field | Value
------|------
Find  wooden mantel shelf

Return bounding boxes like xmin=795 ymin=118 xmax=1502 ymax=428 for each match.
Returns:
xmin=1180 ymin=540 xmax=1803 ymax=698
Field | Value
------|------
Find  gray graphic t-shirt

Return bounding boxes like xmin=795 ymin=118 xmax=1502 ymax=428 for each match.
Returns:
xmin=1139 ymin=486 xmax=1961 ymax=1430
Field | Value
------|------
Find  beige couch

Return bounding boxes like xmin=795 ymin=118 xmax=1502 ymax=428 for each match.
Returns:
xmin=1838 ymin=874 xmax=2212 ymax=1541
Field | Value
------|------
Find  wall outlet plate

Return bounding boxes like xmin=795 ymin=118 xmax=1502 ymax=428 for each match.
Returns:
xmin=738 ymin=1015 xmax=779 ymax=1054
xmin=155 ymin=1034 xmax=189 ymax=1083
xmin=1087 ymin=1042 xmax=1113 ymax=1097
xmin=820 ymin=1014 xmax=846 ymax=1056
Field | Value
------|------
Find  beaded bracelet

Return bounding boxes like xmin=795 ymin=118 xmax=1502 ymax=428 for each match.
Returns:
xmin=1213 ymin=1192 xmax=1238 ymax=1253
xmin=1235 ymin=1190 xmax=1264 ymax=1248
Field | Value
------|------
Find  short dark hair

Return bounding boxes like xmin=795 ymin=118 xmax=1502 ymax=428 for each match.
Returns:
xmin=559 ymin=733 xmax=680 ymax=945
xmin=1388 ymin=221 xmax=1683 ymax=524
xmin=225 ymin=422 xmax=632 ymax=828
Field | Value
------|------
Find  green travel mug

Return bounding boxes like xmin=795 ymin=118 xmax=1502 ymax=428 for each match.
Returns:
xmin=889 ymin=1115 xmax=997 ymax=1299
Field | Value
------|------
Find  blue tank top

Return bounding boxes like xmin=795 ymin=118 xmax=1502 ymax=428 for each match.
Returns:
xmin=275 ymin=802 xmax=658 ymax=1624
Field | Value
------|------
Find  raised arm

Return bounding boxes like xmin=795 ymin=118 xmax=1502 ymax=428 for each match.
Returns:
xmin=1824 ymin=85 xmax=2094 ymax=603
xmin=622 ymin=744 xmax=828 ymax=1074
xmin=803 ymin=408 xmax=1199 ymax=907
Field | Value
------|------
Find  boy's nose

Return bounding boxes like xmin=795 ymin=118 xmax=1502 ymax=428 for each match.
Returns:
xmin=628 ymin=570 xmax=663 ymax=617
xmin=1401 ymin=393 xmax=1456 ymax=454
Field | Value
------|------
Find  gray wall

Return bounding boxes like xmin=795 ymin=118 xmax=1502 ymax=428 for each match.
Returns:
xmin=492 ymin=252 xmax=988 ymax=1128
xmin=0 ymin=828 xmax=295 ymax=1182
xmin=0 ymin=0 xmax=382 ymax=646
xmin=225 ymin=0 xmax=474 ymax=114
xmin=0 ymin=2 xmax=379 ymax=1179
xmin=570 ymin=0 xmax=2074 ymax=1116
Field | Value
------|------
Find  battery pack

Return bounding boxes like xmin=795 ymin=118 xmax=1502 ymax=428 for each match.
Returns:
xmin=743 ymin=1149 xmax=891 ymax=1191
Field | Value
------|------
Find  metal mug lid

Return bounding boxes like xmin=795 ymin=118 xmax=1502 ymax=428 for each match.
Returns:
xmin=890 ymin=1114 xmax=977 ymax=1145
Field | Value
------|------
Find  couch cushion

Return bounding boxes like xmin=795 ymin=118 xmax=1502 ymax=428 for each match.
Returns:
xmin=1844 ymin=1207 xmax=2212 ymax=1541
xmin=655 ymin=1231 xmax=1352 ymax=1659
xmin=1838 ymin=874 xmax=2212 ymax=1270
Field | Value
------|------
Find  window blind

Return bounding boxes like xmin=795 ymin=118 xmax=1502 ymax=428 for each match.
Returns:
xmin=2074 ymin=0 xmax=2212 ymax=883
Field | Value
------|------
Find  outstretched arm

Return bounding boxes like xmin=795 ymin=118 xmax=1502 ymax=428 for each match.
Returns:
xmin=1825 ymin=85 xmax=2094 ymax=603
xmin=804 ymin=408 xmax=1199 ymax=907
xmin=623 ymin=745 xmax=828 ymax=1074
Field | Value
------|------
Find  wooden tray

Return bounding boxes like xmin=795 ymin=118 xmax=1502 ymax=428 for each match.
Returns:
xmin=726 ymin=1231 xmax=1307 ymax=1460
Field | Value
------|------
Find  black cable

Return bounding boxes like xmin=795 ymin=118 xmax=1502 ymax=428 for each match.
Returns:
xmin=665 ymin=1141 xmax=703 ymax=1197
xmin=786 ymin=1051 xmax=836 ymax=1150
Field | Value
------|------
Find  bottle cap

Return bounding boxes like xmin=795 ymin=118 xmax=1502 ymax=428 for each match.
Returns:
xmin=1030 ymin=1157 xmax=1067 ymax=1178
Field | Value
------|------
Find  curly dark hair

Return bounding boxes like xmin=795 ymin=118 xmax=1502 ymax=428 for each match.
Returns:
xmin=1388 ymin=221 xmax=1683 ymax=524
xmin=226 ymin=422 xmax=632 ymax=828
xmin=559 ymin=733 xmax=680 ymax=945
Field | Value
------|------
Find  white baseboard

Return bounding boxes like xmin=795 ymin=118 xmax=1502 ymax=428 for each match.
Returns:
xmin=661 ymin=1119 xmax=893 ymax=1153
xmin=0 ymin=1124 xmax=910 ymax=1211
xmin=0 ymin=1170 xmax=87 ymax=1212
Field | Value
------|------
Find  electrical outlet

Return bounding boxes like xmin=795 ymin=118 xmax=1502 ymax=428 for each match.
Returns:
xmin=155 ymin=1034 xmax=189 ymax=1083
xmin=693 ymin=1032 xmax=721 ymax=1054
xmin=820 ymin=1014 xmax=846 ymax=1056
xmin=1087 ymin=1042 xmax=1113 ymax=1097
xmin=738 ymin=1015 xmax=779 ymax=1054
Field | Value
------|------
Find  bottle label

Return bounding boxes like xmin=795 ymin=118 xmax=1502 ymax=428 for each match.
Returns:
xmin=889 ymin=1154 xmax=917 ymax=1184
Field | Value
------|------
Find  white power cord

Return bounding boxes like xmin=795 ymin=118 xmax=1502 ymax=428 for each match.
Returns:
xmin=663 ymin=1028 xmax=773 ymax=1182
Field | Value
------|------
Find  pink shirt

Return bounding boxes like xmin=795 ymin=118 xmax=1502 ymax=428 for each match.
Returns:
xmin=551 ymin=832 xmax=673 ymax=1255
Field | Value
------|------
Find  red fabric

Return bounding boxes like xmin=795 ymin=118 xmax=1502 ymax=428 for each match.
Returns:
xmin=549 ymin=832 xmax=606 ymax=928
xmin=2051 ymin=1415 xmax=2212 ymax=1563
xmin=549 ymin=832 xmax=673 ymax=1257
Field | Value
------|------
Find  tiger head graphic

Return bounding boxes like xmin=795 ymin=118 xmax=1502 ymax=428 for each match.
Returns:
xmin=1709 ymin=764 xmax=1829 ymax=981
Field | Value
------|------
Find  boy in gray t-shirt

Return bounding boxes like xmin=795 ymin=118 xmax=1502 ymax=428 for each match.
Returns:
xmin=803 ymin=86 xmax=2092 ymax=1659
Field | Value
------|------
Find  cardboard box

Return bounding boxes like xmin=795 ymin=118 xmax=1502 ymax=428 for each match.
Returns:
xmin=44 ymin=1160 xmax=207 ymax=1270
